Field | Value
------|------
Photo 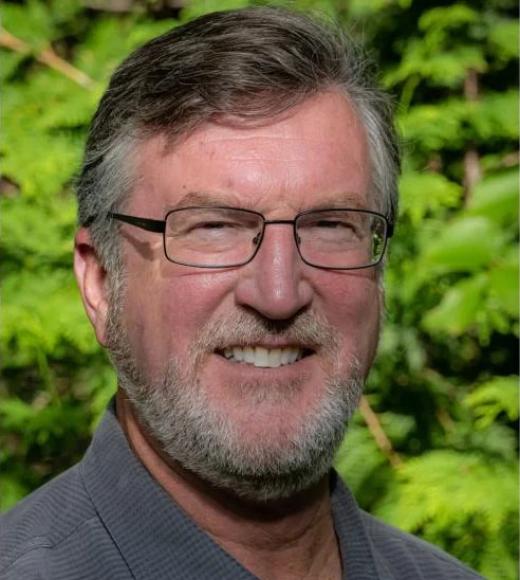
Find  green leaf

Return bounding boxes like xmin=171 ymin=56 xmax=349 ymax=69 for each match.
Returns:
xmin=0 ymin=397 xmax=90 ymax=446
xmin=386 ymin=44 xmax=486 ymax=88
xmin=421 ymin=217 xmax=505 ymax=273
xmin=1 ymin=269 xmax=100 ymax=366
xmin=376 ymin=451 xmax=518 ymax=532
xmin=48 ymin=0 xmax=83 ymax=26
xmin=487 ymin=17 xmax=519 ymax=61
xmin=74 ymin=16 xmax=178 ymax=82
xmin=348 ymin=0 xmax=406 ymax=17
xmin=181 ymin=0 xmax=252 ymax=22
xmin=0 ymin=398 xmax=34 ymax=426
xmin=374 ymin=451 xmax=519 ymax=573
xmin=422 ymin=274 xmax=487 ymax=335
xmin=399 ymin=171 xmax=461 ymax=225
xmin=397 ymin=100 xmax=466 ymax=150
xmin=488 ymin=252 xmax=519 ymax=317
xmin=0 ymin=196 xmax=77 ymax=266
xmin=335 ymin=420 xmax=388 ymax=497
xmin=0 ymin=133 xmax=82 ymax=200
xmin=466 ymin=376 xmax=519 ymax=427
xmin=0 ymin=476 xmax=29 ymax=512
xmin=470 ymin=91 xmax=519 ymax=141
xmin=419 ymin=5 xmax=479 ymax=34
xmin=1 ymin=1 xmax=54 ymax=49
xmin=0 ymin=50 xmax=27 ymax=83
xmin=398 ymin=92 xmax=518 ymax=153
xmin=468 ymin=168 xmax=520 ymax=227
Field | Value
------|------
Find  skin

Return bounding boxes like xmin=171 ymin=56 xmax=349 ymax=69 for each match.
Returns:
xmin=75 ymin=90 xmax=382 ymax=579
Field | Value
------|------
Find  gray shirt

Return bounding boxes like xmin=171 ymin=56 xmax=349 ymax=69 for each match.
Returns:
xmin=0 ymin=403 xmax=482 ymax=579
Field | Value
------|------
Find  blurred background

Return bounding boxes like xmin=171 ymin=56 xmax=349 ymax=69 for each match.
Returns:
xmin=0 ymin=0 xmax=518 ymax=577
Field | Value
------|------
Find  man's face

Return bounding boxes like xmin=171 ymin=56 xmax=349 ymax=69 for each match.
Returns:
xmin=105 ymin=91 xmax=382 ymax=499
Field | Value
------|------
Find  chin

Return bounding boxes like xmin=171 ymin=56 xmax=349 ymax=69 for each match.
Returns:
xmin=124 ymin=361 xmax=362 ymax=502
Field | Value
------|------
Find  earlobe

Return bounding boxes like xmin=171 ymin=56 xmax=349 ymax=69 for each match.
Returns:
xmin=74 ymin=228 xmax=110 ymax=346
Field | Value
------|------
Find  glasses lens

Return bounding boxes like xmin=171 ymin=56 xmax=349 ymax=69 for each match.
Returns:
xmin=165 ymin=207 xmax=263 ymax=267
xmin=296 ymin=210 xmax=388 ymax=269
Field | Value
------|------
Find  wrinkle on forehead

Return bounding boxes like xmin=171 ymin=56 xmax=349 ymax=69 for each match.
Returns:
xmin=158 ymin=90 xmax=367 ymax=159
xmin=170 ymin=133 xmax=369 ymax=193
xmin=131 ymin=91 xmax=372 ymax=215
xmin=166 ymin=190 xmax=367 ymax=212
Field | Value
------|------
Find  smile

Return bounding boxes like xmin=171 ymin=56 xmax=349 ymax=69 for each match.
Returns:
xmin=218 ymin=346 xmax=312 ymax=368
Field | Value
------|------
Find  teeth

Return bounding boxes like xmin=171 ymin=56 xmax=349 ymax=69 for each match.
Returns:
xmin=243 ymin=346 xmax=255 ymax=364
xmin=288 ymin=349 xmax=300 ymax=364
xmin=222 ymin=346 xmax=305 ymax=367
xmin=254 ymin=347 xmax=270 ymax=367
xmin=232 ymin=347 xmax=244 ymax=362
xmin=281 ymin=349 xmax=292 ymax=365
xmin=268 ymin=348 xmax=282 ymax=368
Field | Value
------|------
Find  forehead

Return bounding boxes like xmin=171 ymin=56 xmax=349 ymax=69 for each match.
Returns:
xmin=129 ymin=91 xmax=371 ymax=215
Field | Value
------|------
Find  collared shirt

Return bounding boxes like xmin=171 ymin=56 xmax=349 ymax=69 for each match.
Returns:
xmin=0 ymin=403 xmax=482 ymax=579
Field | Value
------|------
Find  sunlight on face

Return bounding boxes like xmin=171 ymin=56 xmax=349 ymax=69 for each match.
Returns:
xmin=107 ymin=91 xmax=382 ymax=500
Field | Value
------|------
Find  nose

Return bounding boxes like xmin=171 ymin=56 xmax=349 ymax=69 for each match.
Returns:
xmin=234 ymin=223 xmax=314 ymax=320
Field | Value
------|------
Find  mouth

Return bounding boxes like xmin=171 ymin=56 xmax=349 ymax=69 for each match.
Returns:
xmin=216 ymin=345 xmax=315 ymax=368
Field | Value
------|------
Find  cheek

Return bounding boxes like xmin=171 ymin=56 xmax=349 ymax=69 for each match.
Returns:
xmin=318 ymin=273 xmax=381 ymax=372
xmin=122 ymin=268 xmax=237 ymax=376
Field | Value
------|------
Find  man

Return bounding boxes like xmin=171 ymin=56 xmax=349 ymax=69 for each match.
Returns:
xmin=0 ymin=7 xmax=481 ymax=579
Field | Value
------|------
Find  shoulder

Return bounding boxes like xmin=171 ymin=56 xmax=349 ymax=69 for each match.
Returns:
xmin=0 ymin=464 xmax=118 ymax=579
xmin=360 ymin=511 xmax=483 ymax=579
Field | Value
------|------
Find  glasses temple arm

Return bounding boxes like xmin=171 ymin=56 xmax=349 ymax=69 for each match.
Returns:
xmin=109 ymin=212 xmax=166 ymax=233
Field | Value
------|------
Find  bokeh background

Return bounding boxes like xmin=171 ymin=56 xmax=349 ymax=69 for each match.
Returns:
xmin=1 ymin=0 xmax=518 ymax=577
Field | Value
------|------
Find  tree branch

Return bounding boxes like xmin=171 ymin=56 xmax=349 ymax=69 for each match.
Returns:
xmin=0 ymin=28 xmax=95 ymax=89
xmin=359 ymin=395 xmax=403 ymax=468
xmin=462 ymin=69 xmax=481 ymax=204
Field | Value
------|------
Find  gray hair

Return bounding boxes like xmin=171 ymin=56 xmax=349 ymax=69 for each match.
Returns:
xmin=76 ymin=6 xmax=400 ymax=273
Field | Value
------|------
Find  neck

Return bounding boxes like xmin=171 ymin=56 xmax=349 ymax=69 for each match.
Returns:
xmin=116 ymin=390 xmax=342 ymax=580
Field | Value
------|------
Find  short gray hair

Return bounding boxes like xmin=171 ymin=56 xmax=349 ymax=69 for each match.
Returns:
xmin=76 ymin=6 xmax=400 ymax=272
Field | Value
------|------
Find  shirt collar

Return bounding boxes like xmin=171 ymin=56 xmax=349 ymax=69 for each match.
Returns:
xmin=330 ymin=472 xmax=384 ymax=579
xmin=80 ymin=400 xmax=382 ymax=579
xmin=80 ymin=401 xmax=255 ymax=579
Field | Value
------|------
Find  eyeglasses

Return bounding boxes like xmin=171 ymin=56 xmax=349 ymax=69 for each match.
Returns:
xmin=88 ymin=206 xmax=393 ymax=270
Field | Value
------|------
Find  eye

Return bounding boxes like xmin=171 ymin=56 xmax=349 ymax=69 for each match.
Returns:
xmin=181 ymin=219 xmax=244 ymax=243
xmin=308 ymin=218 xmax=360 ymax=237
xmin=191 ymin=220 xmax=237 ymax=231
xmin=296 ymin=211 xmax=368 ymax=248
xmin=314 ymin=219 xmax=354 ymax=229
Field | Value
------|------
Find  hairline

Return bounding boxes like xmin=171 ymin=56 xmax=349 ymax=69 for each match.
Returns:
xmin=111 ymin=85 xmax=386 ymax=217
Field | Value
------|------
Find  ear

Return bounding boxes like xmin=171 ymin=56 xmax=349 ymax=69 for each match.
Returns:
xmin=74 ymin=228 xmax=110 ymax=346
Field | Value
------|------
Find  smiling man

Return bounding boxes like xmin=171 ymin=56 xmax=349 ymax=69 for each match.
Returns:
xmin=0 ymin=7 xmax=481 ymax=580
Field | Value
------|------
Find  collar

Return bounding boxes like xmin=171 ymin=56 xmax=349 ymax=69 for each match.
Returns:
xmin=80 ymin=401 xmax=381 ymax=579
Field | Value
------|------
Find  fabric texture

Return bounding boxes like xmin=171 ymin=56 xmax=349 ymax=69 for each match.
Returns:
xmin=0 ymin=402 xmax=482 ymax=579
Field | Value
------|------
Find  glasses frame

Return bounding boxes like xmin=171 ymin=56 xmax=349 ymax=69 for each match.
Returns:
xmin=92 ymin=206 xmax=393 ymax=270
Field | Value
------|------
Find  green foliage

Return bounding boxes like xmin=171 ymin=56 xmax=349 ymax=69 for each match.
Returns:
xmin=398 ymin=91 xmax=519 ymax=151
xmin=1 ymin=1 xmax=518 ymax=577
xmin=465 ymin=376 xmax=519 ymax=428
xmin=399 ymin=170 xmax=461 ymax=225
xmin=375 ymin=451 xmax=518 ymax=578
xmin=335 ymin=2 xmax=518 ymax=577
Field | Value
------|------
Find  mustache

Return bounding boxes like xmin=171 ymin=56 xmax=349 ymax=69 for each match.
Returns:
xmin=192 ymin=309 xmax=338 ymax=353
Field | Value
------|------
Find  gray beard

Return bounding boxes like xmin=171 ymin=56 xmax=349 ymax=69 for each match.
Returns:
xmin=106 ymin=286 xmax=363 ymax=502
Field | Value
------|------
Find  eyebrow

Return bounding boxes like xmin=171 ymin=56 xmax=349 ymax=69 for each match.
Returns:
xmin=307 ymin=194 xmax=367 ymax=210
xmin=166 ymin=191 xmax=243 ymax=210
xmin=165 ymin=191 xmax=370 ymax=212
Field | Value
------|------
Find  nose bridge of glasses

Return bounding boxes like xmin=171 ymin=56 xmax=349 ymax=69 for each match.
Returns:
xmin=253 ymin=218 xmax=298 ymax=248
xmin=250 ymin=219 xmax=304 ymax=277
